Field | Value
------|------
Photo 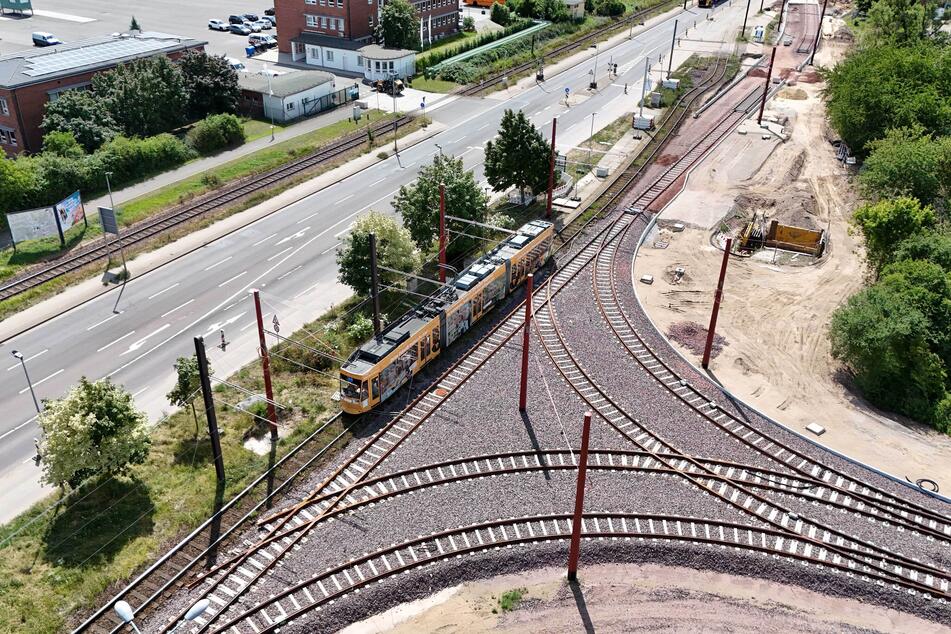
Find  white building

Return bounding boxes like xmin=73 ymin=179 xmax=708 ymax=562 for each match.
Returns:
xmin=565 ymin=0 xmax=585 ymax=19
xmin=359 ymin=44 xmax=416 ymax=82
xmin=291 ymin=32 xmax=367 ymax=75
xmin=238 ymin=70 xmax=340 ymax=122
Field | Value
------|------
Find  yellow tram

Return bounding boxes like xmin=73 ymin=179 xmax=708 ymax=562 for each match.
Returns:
xmin=339 ymin=220 xmax=554 ymax=414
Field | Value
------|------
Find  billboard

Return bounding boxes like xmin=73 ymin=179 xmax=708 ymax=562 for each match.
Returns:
xmin=7 ymin=206 xmax=57 ymax=244
xmin=54 ymin=190 xmax=84 ymax=230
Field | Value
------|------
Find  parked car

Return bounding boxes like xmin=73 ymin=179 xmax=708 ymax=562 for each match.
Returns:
xmin=253 ymin=19 xmax=271 ymax=30
xmin=246 ymin=21 xmax=263 ymax=32
xmin=32 ymin=31 xmax=61 ymax=47
xmin=260 ymin=34 xmax=278 ymax=48
xmin=230 ymin=23 xmax=252 ymax=35
xmin=249 ymin=34 xmax=277 ymax=49
xmin=263 ymin=15 xmax=277 ymax=25
xmin=208 ymin=19 xmax=229 ymax=31
xmin=225 ymin=57 xmax=246 ymax=71
xmin=264 ymin=8 xmax=275 ymax=15
xmin=229 ymin=14 xmax=247 ymax=24
xmin=243 ymin=13 xmax=260 ymax=21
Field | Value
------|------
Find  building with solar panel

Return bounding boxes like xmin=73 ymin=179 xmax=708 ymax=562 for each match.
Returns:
xmin=0 ymin=31 xmax=205 ymax=156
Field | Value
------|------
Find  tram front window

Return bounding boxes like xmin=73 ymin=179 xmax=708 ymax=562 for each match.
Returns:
xmin=340 ymin=378 xmax=361 ymax=401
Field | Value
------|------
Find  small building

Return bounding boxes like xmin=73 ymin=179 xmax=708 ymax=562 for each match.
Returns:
xmin=358 ymin=45 xmax=416 ymax=82
xmin=238 ymin=69 xmax=358 ymax=122
xmin=564 ymin=0 xmax=585 ymax=19
xmin=0 ymin=31 xmax=205 ymax=156
xmin=289 ymin=32 xmax=366 ymax=74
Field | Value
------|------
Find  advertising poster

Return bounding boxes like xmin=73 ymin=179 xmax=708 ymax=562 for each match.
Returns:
xmin=7 ymin=206 xmax=57 ymax=244
xmin=54 ymin=190 xmax=85 ymax=229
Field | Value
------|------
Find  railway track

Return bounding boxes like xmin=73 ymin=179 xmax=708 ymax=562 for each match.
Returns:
xmin=205 ymin=511 xmax=948 ymax=634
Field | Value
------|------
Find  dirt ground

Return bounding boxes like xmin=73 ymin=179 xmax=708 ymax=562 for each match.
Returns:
xmin=632 ymin=35 xmax=951 ymax=490
xmin=340 ymin=563 xmax=948 ymax=633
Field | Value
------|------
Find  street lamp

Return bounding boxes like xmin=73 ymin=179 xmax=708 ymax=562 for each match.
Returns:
xmin=262 ymin=63 xmax=276 ymax=142
xmin=104 ymin=171 xmax=128 ymax=277
xmin=590 ymin=43 xmax=599 ymax=90
xmin=113 ymin=601 xmax=142 ymax=634
xmin=435 ymin=142 xmax=443 ymax=157
xmin=390 ymin=71 xmax=399 ymax=154
xmin=11 ymin=350 xmax=40 ymax=414
xmin=169 ymin=599 xmax=211 ymax=633
xmin=587 ymin=111 xmax=597 ymax=171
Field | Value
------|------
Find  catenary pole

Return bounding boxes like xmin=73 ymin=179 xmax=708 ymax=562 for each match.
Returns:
xmin=757 ymin=47 xmax=777 ymax=126
xmin=251 ymin=289 xmax=278 ymax=441
xmin=369 ymin=232 xmax=382 ymax=337
xmin=809 ymin=0 xmax=829 ymax=66
xmin=195 ymin=336 xmax=225 ymax=483
xmin=667 ymin=19 xmax=678 ymax=78
xmin=518 ymin=274 xmax=534 ymax=411
xmin=701 ymin=238 xmax=733 ymax=369
xmin=546 ymin=117 xmax=557 ymax=219
xmin=439 ymin=183 xmax=447 ymax=283
xmin=567 ymin=412 xmax=592 ymax=581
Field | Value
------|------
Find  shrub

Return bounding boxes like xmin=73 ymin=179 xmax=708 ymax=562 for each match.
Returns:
xmin=463 ymin=15 xmax=476 ymax=31
xmin=595 ymin=0 xmax=625 ymax=15
xmin=186 ymin=113 xmax=246 ymax=155
xmin=491 ymin=1 xmax=513 ymax=25
xmin=347 ymin=314 xmax=375 ymax=341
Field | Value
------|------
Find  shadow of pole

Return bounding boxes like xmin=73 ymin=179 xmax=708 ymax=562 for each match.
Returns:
xmin=205 ymin=479 xmax=226 ymax=569
xmin=569 ymin=579 xmax=595 ymax=634
xmin=266 ymin=438 xmax=277 ymax=510
xmin=519 ymin=410 xmax=551 ymax=480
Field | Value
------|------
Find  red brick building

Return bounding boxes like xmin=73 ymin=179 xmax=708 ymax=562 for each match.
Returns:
xmin=0 ymin=32 xmax=205 ymax=156
xmin=276 ymin=0 xmax=456 ymax=74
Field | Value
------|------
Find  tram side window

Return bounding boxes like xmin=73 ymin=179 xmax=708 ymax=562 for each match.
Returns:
xmin=360 ymin=381 xmax=368 ymax=401
xmin=432 ymin=327 xmax=440 ymax=352
xmin=420 ymin=333 xmax=431 ymax=359
xmin=371 ymin=377 xmax=380 ymax=400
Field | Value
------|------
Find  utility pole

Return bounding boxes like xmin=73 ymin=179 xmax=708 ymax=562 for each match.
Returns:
xmin=757 ymin=47 xmax=777 ymax=126
xmin=809 ymin=0 xmax=830 ymax=66
xmin=546 ymin=117 xmax=557 ymax=219
xmin=590 ymin=43 xmax=599 ymax=90
xmin=195 ymin=336 xmax=225 ymax=483
xmin=701 ymin=238 xmax=733 ymax=369
xmin=251 ymin=289 xmax=278 ymax=441
xmin=391 ymin=72 xmax=399 ymax=154
xmin=518 ymin=274 xmax=534 ymax=412
xmin=567 ymin=412 xmax=592 ymax=582
xmin=104 ymin=171 xmax=127 ymax=276
xmin=586 ymin=111 xmax=597 ymax=172
xmin=439 ymin=183 xmax=447 ymax=283
xmin=369 ymin=232 xmax=382 ymax=337
xmin=638 ymin=57 xmax=651 ymax=118
xmin=667 ymin=20 xmax=678 ymax=79
xmin=742 ymin=0 xmax=751 ymax=41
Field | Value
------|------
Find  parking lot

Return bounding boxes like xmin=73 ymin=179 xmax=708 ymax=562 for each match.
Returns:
xmin=0 ymin=0 xmax=282 ymax=74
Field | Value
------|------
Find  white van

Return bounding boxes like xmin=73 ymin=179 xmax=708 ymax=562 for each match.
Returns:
xmin=32 ymin=32 xmax=62 ymax=47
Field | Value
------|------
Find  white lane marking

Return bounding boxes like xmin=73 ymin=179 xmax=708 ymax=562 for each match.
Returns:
xmin=122 ymin=324 xmax=172 ymax=355
xmin=276 ymin=227 xmax=309 ymax=246
xmin=97 ymin=330 xmax=136 ymax=353
xmin=459 ymin=147 xmax=482 ymax=157
xmin=131 ymin=386 xmax=150 ymax=399
xmin=478 ymin=123 xmax=491 ymax=131
xmin=320 ymin=241 xmax=342 ymax=256
xmin=20 ymin=369 xmax=63 ymax=393
xmin=147 ymin=283 xmax=179 ymax=300
xmin=337 ymin=193 xmax=354 ymax=203
xmin=401 ymin=162 xmax=416 ymax=169
xmin=370 ymin=177 xmax=386 ymax=186
xmin=253 ymin=233 xmax=277 ymax=246
xmin=267 ymin=247 xmax=293 ymax=262
xmin=31 ymin=9 xmax=95 ymax=22
xmin=240 ymin=312 xmax=270 ymax=332
xmin=277 ymin=265 xmax=303 ymax=281
xmin=86 ymin=312 xmax=122 ymax=331
xmin=333 ymin=224 xmax=353 ymax=240
xmin=204 ymin=314 xmax=243 ymax=336
xmin=218 ymin=271 xmax=248 ymax=287
xmin=161 ymin=299 xmax=195 ymax=318
xmin=7 ymin=349 xmax=48 ymax=372
xmin=0 ymin=416 xmax=38 ymax=442
xmin=294 ymin=283 xmax=321 ymax=300
xmin=204 ymin=256 xmax=233 ymax=271
xmin=296 ymin=211 xmax=321 ymax=224
xmin=544 ymin=105 xmax=552 ymax=111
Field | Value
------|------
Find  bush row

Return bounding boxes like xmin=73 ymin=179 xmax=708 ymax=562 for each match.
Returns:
xmin=418 ymin=19 xmax=536 ymax=74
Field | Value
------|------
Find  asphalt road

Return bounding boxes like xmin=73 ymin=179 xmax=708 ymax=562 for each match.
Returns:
xmin=0 ymin=5 xmax=726 ymax=523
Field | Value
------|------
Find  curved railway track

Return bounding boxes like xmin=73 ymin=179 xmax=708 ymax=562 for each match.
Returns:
xmin=207 ymin=512 xmax=948 ymax=634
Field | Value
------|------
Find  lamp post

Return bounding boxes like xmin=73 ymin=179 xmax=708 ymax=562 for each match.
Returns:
xmin=104 ymin=171 xmax=127 ymax=276
xmin=391 ymin=71 xmax=399 ymax=154
xmin=587 ymin=111 xmax=597 ymax=171
xmin=262 ymin=63 xmax=275 ymax=142
xmin=169 ymin=599 xmax=211 ymax=633
xmin=589 ymin=43 xmax=599 ymax=89
xmin=435 ymin=142 xmax=443 ymax=157
xmin=11 ymin=350 xmax=40 ymax=414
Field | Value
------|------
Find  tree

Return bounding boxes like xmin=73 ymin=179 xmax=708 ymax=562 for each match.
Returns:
xmin=462 ymin=15 xmax=476 ymax=31
xmin=516 ymin=0 xmax=536 ymax=17
xmin=130 ymin=15 xmax=141 ymax=31
xmin=337 ymin=211 xmax=421 ymax=296
xmin=894 ymin=230 xmax=951 ymax=272
xmin=865 ymin=0 xmax=933 ymax=45
xmin=491 ymin=2 xmax=512 ymax=25
xmin=595 ymin=0 xmax=625 ymax=16
xmin=860 ymin=128 xmax=946 ymax=205
xmin=537 ymin=0 xmax=570 ymax=21
xmin=42 ymin=130 xmax=84 ymax=158
xmin=42 ymin=89 xmax=119 ymax=153
xmin=852 ymin=197 xmax=937 ymax=271
xmin=167 ymin=355 xmax=208 ymax=436
xmin=824 ymin=43 xmax=951 ymax=157
xmin=829 ymin=283 xmax=948 ymax=424
xmin=38 ymin=378 xmax=150 ymax=489
xmin=0 ymin=155 xmax=46 ymax=217
xmin=93 ymin=56 xmax=187 ymax=138
xmin=484 ymin=108 xmax=552 ymax=203
xmin=179 ymin=51 xmax=240 ymax=120
xmin=879 ymin=258 xmax=951 ymax=366
xmin=391 ymin=153 xmax=489 ymax=253
xmin=381 ymin=0 xmax=421 ymax=51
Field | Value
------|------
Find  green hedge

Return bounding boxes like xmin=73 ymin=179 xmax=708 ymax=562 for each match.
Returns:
xmin=418 ymin=19 xmax=536 ymax=74
xmin=186 ymin=114 xmax=247 ymax=155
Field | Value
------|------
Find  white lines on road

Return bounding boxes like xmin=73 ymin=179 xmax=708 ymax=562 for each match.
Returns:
xmin=204 ymin=314 xmax=243 ymax=336
xmin=320 ymin=241 xmax=342 ymax=256
xmin=276 ymin=227 xmax=310 ymax=246
xmin=204 ymin=256 xmax=233 ymax=271
xmin=333 ymin=224 xmax=354 ymax=240
xmin=218 ymin=271 xmax=248 ymax=287
xmin=31 ymin=9 xmax=95 ymax=22
xmin=337 ymin=194 xmax=354 ymax=203
xmin=147 ymin=283 xmax=179 ymax=300
xmin=0 ymin=416 xmax=38 ymax=442
xmin=296 ymin=211 xmax=321 ymax=224
xmin=370 ymin=177 xmax=386 ymax=187
xmin=277 ymin=265 xmax=303 ymax=281
xmin=161 ymin=299 xmax=195 ymax=318
xmin=131 ymin=386 xmax=150 ymax=399
xmin=477 ymin=123 xmax=491 ymax=131
xmin=294 ymin=283 xmax=321 ymax=300
xmin=267 ymin=247 xmax=293 ymax=262
xmin=7 ymin=349 xmax=48 ymax=371
xmin=86 ymin=311 xmax=122 ymax=331
xmin=459 ymin=146 xmax=484 ymax=157
xmin=253 ymin=233 xmax=277 ymax=246
xmin=240 ymin=312 xmax=270 ymax=332
xmin=122 ymin=324 xmax=171 ymax=356
xmin=97 ymin=330 xmax=136 ymax=353
xmin=20 ymin=369 xmax=63 ymax=394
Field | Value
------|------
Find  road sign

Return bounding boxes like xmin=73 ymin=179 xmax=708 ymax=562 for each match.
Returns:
xmin=565 ymin=87 xmax=570 ymax=95
xmin=99 ymin=206 xmax=119 ymax=235
xmin=555 ymin=153 xmax=567 ymax=172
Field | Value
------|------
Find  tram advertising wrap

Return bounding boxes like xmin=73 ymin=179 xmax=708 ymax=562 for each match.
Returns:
xmin=339 ymin=220 xmax=554 ymax=414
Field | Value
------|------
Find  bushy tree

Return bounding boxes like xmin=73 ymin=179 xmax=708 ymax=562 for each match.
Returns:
xmin=381 ymin=0 xmax=421 ymax=51
xmin=42 ymin=131 xmax=84 ymax=158
xmin=392 ymin=153 xmax=489 ymax=253
xmin=129 ymin=15 xmax=141 ymax=31
xmin=337 ymin=211 xmax=421 ymax=296
xmin=186 ymin=113 xmax=246 ymax=154
xmin=167 ymin=355 xmax=208 ymax=435
xmin=894 ymin=231 xmax=951 ymax=272
xmin=852 ymin=197 xmax=937 ymax=271
xmin=516 ymin=0 xmax=536 ymax=17
xmin=42 ymin=89 xmax=119 ymax=153
xmin=829 ymin=283 xmax=948 ymax=423
xmin=93 ymin=56 xmax=187 ymax=138
xmin=491 ymin=2 xmax=512 ymax=25
xmin=825 ymin=42 xmax=951 ymax=157
xmin=878 ymin=258 xmax=951 ymax=366
xmin=865 ymin=0 xmax=933 ymax=45
xmin=595 ymin=0 xmax=625 ymax=16
xmin=860 ymin=128 xmax=949 ymax=205
xmin=537 ymin=0 xmax=570 ymax=21
xmin=180 ymin=51 xmax=240 ymax=120
xmin=0 ymin=156 xmax=46 ymax=218
xmin=462 ymin=15 xmax=476 ymax=31
xmin=39 ymin=378 xmax=151 ymax=489
xmin=484 ymin=108 xmax=552 ymax=203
